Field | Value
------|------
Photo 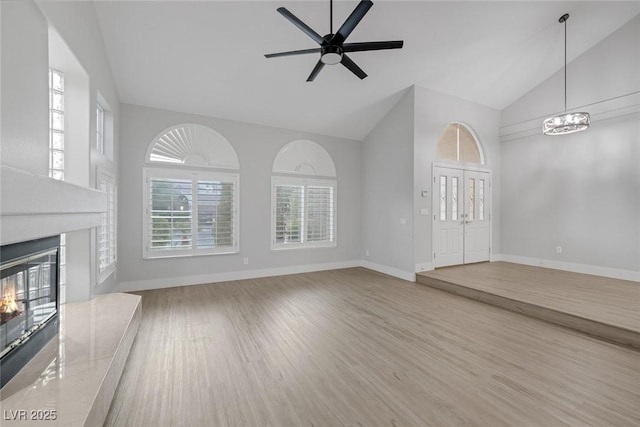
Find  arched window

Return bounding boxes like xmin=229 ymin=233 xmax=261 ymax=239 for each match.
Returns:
xmin=143 ymin=124 xmax=240 ymax=258
xmin=436 ymin=123 xmax=484 ymax=164
xmin=271 ymin=140 xmax=337 ymax=250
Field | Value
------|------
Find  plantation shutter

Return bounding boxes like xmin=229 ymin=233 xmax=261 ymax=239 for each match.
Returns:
xmin=272 ymin=177 xmax=336 ymax=249
xmin=275 ymin=185 xmax=304 ymax=245
xmin=98 ymin=173 xmax=117 ymax=278
xmin=306 ymin=186 xmax=334 ymax=243
xmin=145 ymin=169 xmax=239 ymax=258
xmin=149 ymin=177 xmax=193 ymax=250
xmin=197 ymin=180 xmax=235 ymax=249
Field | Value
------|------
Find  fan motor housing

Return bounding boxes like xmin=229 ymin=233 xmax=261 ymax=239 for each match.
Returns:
xmin=321 ymin=45 xmax=343 ymax=65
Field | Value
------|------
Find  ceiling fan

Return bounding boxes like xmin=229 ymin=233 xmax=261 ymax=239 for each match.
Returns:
xmin=265 ymin=0 xmax=403 ymax=81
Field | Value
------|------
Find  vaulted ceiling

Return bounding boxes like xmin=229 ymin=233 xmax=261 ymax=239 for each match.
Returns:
xmin=94 ymin=1 xmax=640 ymax=140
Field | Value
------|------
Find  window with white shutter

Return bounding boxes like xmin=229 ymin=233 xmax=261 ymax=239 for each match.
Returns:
xmin=144 ymin=169 xmax=239 ymax=258
xmin=272 ymin=177 xmax=336 ymax=250
xmin=97 ymin=170 xmax=117 ymax=281
xmin=143 ymin=124 xmax=240 ymax=259
xmin=271 ymin=140 xmax=337 ymax=250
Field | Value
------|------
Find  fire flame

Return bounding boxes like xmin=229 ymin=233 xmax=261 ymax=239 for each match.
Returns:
xmin=1 ymin=281 xmax=20 ymax=314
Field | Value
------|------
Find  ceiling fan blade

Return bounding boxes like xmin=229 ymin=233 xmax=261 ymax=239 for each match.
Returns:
xmin=277 ymin=7 xmax=326 ymax=45
xmin=341 ymin=54 xmax=367 ymax=80
xmin=333 ymin=0 xmax=373 ymax=44
xmin=307 ymin=60 xmax=325 ymax=82
xmin=342 ymin=40 xmax=404 ymax=53
xmin=265 ymin=48 xmax=321 ymax=58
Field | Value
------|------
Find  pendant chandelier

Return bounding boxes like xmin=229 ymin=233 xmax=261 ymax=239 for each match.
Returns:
xmin=542 ymin=13 xmax=590 ymax=136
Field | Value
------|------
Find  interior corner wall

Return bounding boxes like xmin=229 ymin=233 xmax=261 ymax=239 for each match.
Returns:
xmin=500 ymin=16 xmax=640 ymax=277
xmin=360 ymin=88 xmax=415 ymax=279
xmin=413 ymin=86 xmax=502 ymax=271
xmin=117 ymin=104 xmax=361 ymax=290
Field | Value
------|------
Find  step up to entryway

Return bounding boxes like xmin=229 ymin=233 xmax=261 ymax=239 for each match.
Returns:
xmin=417 ymin=262 xmax=640 ymax=350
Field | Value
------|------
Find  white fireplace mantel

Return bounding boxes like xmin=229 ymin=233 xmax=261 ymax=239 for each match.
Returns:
xmin=0 ymin=165 xmax=107 ymax=245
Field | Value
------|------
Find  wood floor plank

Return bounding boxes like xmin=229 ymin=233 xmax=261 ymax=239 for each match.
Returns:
xmin=417 ymin=262 xmax=640 ymax=332
xmin=105 ymin=268 xmax=640 ymax=427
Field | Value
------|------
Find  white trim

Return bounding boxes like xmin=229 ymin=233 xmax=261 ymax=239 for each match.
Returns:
xmin=415 ymin=262 xmax=434 ymax=273
xmin=360 ymin=261 xmax=416 ymax=282
xmin=490 ymin=253 xmax=503 ymax=262
xmin=432 ymin=161 xmax=492 ymax=174
xmin=116 ymin=260 xmax=361 ymax=293
xmin=500 ymin=254 xmax=640 ymax=282
xmin=500 ymin=92 xmax=640 ymax=143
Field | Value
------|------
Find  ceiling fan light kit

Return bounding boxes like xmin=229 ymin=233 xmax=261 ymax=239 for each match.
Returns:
xmin=265 ymin=0 xmax=404 ymax=81
xmin=543 ymin=13 xmax=590 ymax=136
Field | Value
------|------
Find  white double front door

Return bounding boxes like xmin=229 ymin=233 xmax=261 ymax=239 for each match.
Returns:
xmin=433 ymin=166 xmax=490 ymax=268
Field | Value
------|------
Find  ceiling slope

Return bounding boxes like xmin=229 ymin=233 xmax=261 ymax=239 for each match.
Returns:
xmin=94 ymin=1 xmax=640 ymax=140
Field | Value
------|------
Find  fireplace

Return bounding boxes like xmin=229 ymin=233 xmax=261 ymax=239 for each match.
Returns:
xmin=0 ymin=236 xmax=59 ymax=388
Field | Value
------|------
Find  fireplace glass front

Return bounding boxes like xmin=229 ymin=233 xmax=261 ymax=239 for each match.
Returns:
xmin=0 ymin=236 xmax=59 ymax=388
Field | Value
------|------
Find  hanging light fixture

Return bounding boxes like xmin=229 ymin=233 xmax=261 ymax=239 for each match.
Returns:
xmin=542 ymin=13 xmax=590 ymax=136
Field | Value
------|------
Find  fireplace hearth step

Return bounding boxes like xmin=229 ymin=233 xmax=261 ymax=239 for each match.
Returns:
xmin=0 ymin=293 xmax=141 ymax=426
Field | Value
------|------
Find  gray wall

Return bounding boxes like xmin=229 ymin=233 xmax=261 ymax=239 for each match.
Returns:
xmin=117 ymin=104 xmax=361 ymax=289
xmin=500 ymin=16 xmax=640 ymax=274
xmin=413 ymin=86 xmax=502 ymax=270
xmin=360 ymin=89 xmax=415 ymax=278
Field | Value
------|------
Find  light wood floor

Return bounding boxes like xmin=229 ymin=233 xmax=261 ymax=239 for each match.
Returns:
xmin=105 ymin=268 xmax=640 ymax=427
xmin=417 ymin=262 xmax=640 ymax=333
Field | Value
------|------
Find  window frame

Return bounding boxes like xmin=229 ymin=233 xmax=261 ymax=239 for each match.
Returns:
xmin=143 ymin=167 xmax=240 ymax=259
xmin=48 ymin=68 xmax=65 ymax=181
xmin=97 ymin=169 xmax=117 ymax=282
xmin=96 ymin=103 xmax=105 ymax=155
xmin=271 ymin=175 xmax=337 ymax=251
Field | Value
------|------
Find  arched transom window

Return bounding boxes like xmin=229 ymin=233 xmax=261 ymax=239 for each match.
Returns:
xmin=271 ymin=140 xmax=337 ymax=250
xmin=143 ymin=124 xmax=239 ymax=258
xmin=436 ymin=123 xmax=484 ymax=164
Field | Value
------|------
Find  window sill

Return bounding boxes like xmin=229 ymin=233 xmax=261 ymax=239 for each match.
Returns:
xmin=97 ymin=264 xmax=116 ymax=284
xmin=143 ymin=249 xmax=240 ymax=260
xmin=271 ymin=243 xmax=337 ymax=251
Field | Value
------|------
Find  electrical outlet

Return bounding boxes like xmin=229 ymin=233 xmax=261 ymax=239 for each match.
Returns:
xmin=365 ymin=250 xmax=369 ymax=257
xmin=556 ymin=246 xmax=562 ymax=254
xmin=243 ymin=257 xmax=249 ymax=265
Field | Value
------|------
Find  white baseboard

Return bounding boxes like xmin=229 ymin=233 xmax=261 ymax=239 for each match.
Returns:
xmin=117 ymin=260 xmax=361 ymax=293
xmin=490 ymin=253 xmax=503 ymax=262
xmin=415 ymin=262 xmax=434 ymax=273
xmin=360 ymin=261 xmax=416 ymax=282
xmin=499 ymin=254 xmax=640 ymax=282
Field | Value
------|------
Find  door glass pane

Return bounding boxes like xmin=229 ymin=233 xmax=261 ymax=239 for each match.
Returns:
xmin=451 ymin=177 xmax=458 ymax=221
xmin=439 ymin=176 xmax=447 ymax=221
xmin=468 ymin=178 xmax=475 ymax=220
xmin=479 ymin=179 xmax=485 ymax=221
